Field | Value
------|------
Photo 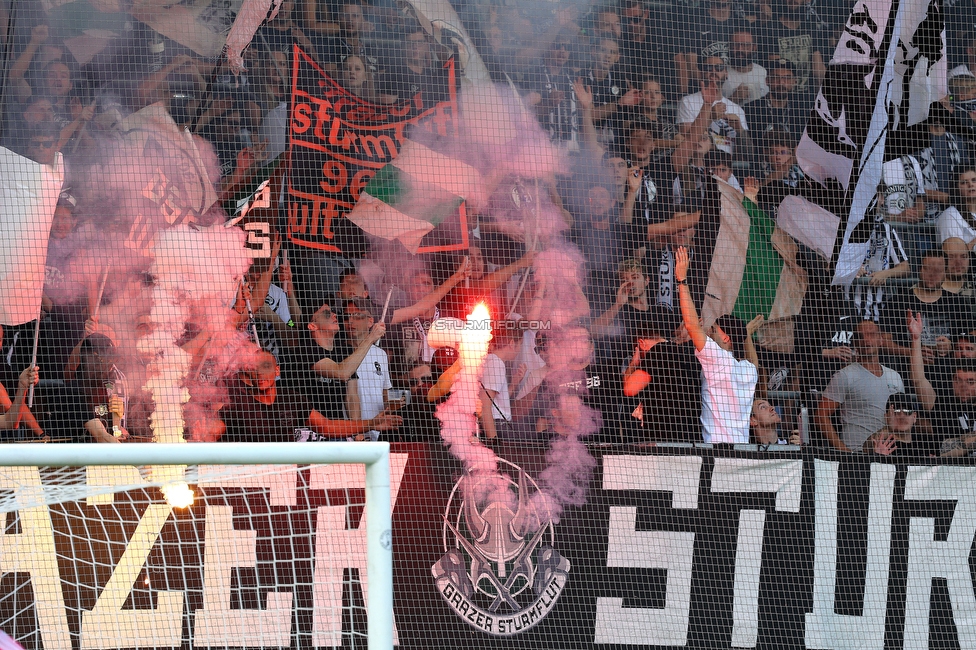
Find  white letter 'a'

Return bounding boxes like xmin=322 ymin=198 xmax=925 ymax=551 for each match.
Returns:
xmin=0 ymin=467 xmax=71 ymax=650
xmin=595 ymin=455 xmax=702 ymax=646
xmin=805 ymin=460 xmax=894 ymax=650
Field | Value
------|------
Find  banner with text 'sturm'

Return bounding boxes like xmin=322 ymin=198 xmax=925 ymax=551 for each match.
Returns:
xmin=286 ymin=45 xmax=465 ymax=254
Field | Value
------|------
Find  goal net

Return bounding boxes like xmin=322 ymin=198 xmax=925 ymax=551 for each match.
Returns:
xmin=0 ymin=442 xmax=393 ymax=650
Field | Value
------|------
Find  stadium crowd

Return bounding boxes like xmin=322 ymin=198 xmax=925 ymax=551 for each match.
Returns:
xmin=4 ymin=0 xmax=976 ymax=458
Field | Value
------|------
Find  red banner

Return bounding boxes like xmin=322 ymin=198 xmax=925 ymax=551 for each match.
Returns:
xmin=286 ymin=45 xmax=461 ymax=253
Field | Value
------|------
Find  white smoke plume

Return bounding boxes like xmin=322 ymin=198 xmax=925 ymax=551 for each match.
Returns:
xmin=142 ymin=224 xmax=253 ymax=449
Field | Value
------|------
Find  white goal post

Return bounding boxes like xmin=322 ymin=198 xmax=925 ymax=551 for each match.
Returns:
xmin=0 ymin=442 xmax=394 ymax=650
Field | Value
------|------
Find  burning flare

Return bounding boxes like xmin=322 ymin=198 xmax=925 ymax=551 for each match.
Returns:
xmin=161 ymin=481 xmax=194 ymax=509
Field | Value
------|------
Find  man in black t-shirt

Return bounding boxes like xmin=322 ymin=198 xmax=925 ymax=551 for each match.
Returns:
xmin=881 ymin=251 xmax=972 ymax=364
xmin=316 ymin=0 xmax=379 ymax=75
xmin=592 ymin=259 xmax=681 ymax=343
xmin=220 ymin=351 xmax=401 ymax=442
xmin=622 ymin=322 xmax=702 ymax=442
xmin=796 ymin=286 xmax=859 ymax=393
xmin=758 ymin=0 xmax=828 ymax=95
xmin=744 ymin=60 xmax=809 ymax=151
xmin=378 ymin=26 xmax=451 ymax=110
xmin=280 ymin=303 xmax=358 ymax=421
xmin=679 ymin=0 xmax=739 ymax=75
xmin=619 ymin=116 xmax=669 ymax=252
xmin=524 ymin=35 xmax=580 ymax=149
xmin=619 ymin=0 xmax=677 ymax=96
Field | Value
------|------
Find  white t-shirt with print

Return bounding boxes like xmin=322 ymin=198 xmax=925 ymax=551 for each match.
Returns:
xmin=482 ymin=353 xmax=512 ymax=421
xmin=356 ymin=345 xmax=393 ymax=441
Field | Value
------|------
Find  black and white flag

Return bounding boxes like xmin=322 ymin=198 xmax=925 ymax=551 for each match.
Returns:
xmin=779 ymin=0 xmax=946 ymax=286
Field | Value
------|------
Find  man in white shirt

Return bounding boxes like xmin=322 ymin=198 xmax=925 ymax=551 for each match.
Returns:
xmin=480 ymin=328 xmax=520 ymax=440
xmin=677 ymin=55 xmax=750 ymax=156
xmin=344 ymin=300 xmax=394 ymax=441
xmin=675 ymin=246 xmax=759 ymax=443
xmin=723 ymin=29 xmax=768 ymax=106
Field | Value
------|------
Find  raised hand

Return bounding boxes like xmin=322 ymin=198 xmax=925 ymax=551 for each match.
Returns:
xmin=18 ymin=366 xmax=39 ymax=390
xmin=572 ymin=78 xmax=593 ymax=110
xmin=872 ymin=433 xmax=897 ymax=456
xmin=279 ymin=255 xmax=294 ymax=294
xmin=31 ymin=24 xmax=49 ymax=44
xmin=108 ymin=395 xmax=125 ymax=420
xmin=615 ymin=279 xmax=633 ymax=306
xmin=368 ymin=322 xmax=387 ymax=342
xmin=453 ymin=256 xmax=472 ymax=281
xmin=80 ymin=101 xmax=96 ymax=122
xmin=710 ymin=101 xmax=728 ymax=121
xmin=745 ymin=314 xmax=765 ymax=336
xmin=627 ymin=167 xmax=643 ymax=194
xmin=906 ymin=310 xmax=923 ymax=342
xmin=619 ymin=88 xmax=641 ymax=107
xmin=743 ymin=176 xmax=760 ymax=202
xmin=675 ymin=246 xmax=690 ymax=282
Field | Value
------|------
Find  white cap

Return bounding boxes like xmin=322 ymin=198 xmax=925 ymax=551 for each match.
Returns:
xmin=949 ymin=64 xmax=976 ymax=80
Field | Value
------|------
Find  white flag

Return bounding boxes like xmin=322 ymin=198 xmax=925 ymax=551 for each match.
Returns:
xmin=787 ymin=0 xmax=944 ymax=286
xmin=0 ymin=148 xmax=63 ymax=325
xmin=225 ymin=0 xmax=283 ymax=71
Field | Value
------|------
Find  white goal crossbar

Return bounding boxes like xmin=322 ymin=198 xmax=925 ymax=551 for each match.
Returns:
xmin=1 ymin=442 xmax=394 ymax=650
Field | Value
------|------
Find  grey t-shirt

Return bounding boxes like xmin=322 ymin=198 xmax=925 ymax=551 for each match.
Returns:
xmin=822 ymin=363 xmax=904 ymax=451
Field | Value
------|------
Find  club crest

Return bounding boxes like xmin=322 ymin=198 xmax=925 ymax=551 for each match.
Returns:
xmin=431 ymin=460 xmax=570 ymax=636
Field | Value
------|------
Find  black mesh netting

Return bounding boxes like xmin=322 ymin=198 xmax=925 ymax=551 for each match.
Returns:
xmin=1 ymin=0 xmax=976 ymax=646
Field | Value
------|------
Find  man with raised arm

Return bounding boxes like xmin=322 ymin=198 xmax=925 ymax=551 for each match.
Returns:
xmin=675 ymin=246 xmax=760 ymax=443
xmin=389 ymin=260 xmax=471 ymax=372
xmin=280 ymin=301 xmax=382 ymax=423
xmin=341 ymin=300 xmax=396 ymax=441
xmin=908 ymin=310 xmax=976 ymax=456
xmin=220 ymin=350 xmax=401 ymax=442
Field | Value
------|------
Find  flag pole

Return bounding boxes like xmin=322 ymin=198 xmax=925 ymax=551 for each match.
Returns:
xmin=508 ymin=180 xmax=541 ymax=318
xmin=241 ymin=278 xmax=262 ymax=349
xmin=92 ymin=264 xmax=109 ymax=322
xmin=379 ymin=286 xmax=394 ymax=323
xmin=27 ymin=307 xmax=41 ymax=407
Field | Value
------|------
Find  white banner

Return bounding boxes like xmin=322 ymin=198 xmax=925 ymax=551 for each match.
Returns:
xmin=0 ymin=148 xmax=63 ymax=326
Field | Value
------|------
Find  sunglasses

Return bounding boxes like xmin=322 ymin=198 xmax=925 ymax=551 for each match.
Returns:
xmin=702 ymin=64 xmax=727 ymax=72
xmin=891 ymin=408 xmax=915 ymax=414
xmin=626 ymin=15 xmax=645 ymax=23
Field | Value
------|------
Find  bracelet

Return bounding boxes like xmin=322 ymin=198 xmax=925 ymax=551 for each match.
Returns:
xmin=676 ymin=279 xmax=687 ymax=285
